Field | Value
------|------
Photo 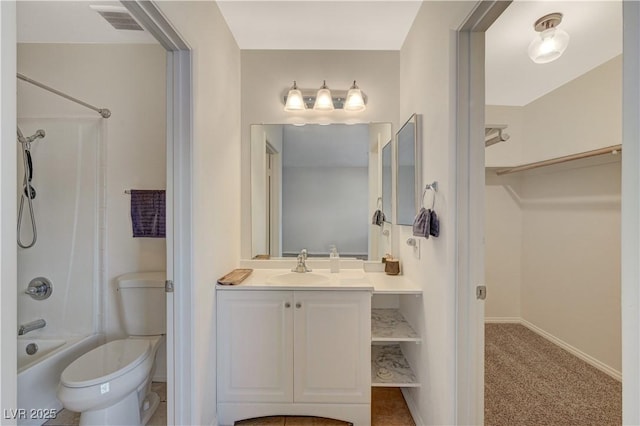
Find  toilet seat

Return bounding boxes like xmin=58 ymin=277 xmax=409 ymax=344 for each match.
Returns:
xmin=61 ymin=339 xmax=151 ymax=388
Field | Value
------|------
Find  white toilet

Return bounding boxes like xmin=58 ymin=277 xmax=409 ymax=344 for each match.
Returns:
xmin=57 ymin=272 xmax=166 ymax=426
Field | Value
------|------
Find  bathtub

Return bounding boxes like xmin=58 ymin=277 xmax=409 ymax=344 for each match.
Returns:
xmin=17 ymin=334 xmax=100 ymax=426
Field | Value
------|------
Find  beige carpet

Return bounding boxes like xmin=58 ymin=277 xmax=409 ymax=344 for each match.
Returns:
xmin=485 ymin=323 xmax=621 ymax=426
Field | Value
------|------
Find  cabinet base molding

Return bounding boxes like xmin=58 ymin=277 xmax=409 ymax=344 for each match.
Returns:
xmin=217 ymin=402 xmax=370 ymax=426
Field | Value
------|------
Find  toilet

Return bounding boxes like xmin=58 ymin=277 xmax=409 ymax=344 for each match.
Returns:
xmin=57 ymin=272 xmax=166 ymax=425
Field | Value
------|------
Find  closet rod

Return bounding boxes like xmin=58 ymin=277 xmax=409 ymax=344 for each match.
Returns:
xmin=496 ymin=144 xmax=622 ymax=176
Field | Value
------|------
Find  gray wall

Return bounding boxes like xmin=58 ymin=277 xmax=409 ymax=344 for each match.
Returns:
xmin=281 ymin=125 xmax=368 ymax=257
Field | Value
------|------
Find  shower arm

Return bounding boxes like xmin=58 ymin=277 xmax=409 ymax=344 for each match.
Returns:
xmin=17 ymin=73 xmax=111 ymax=119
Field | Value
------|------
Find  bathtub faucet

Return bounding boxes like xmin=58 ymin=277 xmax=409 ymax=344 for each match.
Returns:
xmin=18 ymin=319 xmax=46 ymax=336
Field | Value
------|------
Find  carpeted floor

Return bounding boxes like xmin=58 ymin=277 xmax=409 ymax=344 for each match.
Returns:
xmin=485 ymin=323 xmax=621 ymax=426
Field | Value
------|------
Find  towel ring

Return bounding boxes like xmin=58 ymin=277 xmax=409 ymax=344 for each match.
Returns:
xmin=422 ymin=181 xmax=438 ymax=209
xmin=377 ymin=197 xmax=383 ymax=209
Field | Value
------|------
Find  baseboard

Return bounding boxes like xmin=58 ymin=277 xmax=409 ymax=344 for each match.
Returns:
xmin=485 ymin=317 xmax=520 ymax=324
xmin=519 ymin=319 xmax=622 ymax=382
xmin=401 ymin=388 xmax=424 ymax=426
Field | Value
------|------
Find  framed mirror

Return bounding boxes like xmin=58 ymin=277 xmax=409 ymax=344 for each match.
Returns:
xmin=381 ymin=139 xmax=392 ymax=224
xmin=250 ymin=123 xmax=392 ymax=260
xmin=396 ymin=113 xmax=421 ymax=225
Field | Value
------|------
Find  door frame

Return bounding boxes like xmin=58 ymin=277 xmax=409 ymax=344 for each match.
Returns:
xmin=454 ymin=1 xmax=510 ymax=424
xmin=122 ymin=2 xmax=193 ymax=424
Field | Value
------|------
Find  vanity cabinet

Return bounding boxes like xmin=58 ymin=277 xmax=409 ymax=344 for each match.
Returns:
xmin=217 ymin=289 xmax=371 ymax=425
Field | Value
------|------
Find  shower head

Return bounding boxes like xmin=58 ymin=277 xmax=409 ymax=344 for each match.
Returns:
xmin=17 ymin=129 xmax=46 ymax=144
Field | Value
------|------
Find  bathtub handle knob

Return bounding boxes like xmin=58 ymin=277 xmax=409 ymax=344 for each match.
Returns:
xmin=25 ymin=277 xmax=53 ymax=300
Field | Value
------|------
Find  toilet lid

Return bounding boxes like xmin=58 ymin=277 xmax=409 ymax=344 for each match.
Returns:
xmin=61 ymin=339 xmax=151 ymax=388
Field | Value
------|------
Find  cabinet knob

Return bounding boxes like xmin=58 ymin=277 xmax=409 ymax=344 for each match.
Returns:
xmin=295 ymin=302 xmax=302 ymax=309
xmin=285 ymin=302 xmax=291 ymax=308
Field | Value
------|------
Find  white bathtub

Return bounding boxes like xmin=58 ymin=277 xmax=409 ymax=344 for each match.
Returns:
xmin=17 ymin=334 xmax=100 ymax=426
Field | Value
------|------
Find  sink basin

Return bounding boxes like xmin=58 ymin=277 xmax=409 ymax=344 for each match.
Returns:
xmin=266 ymin=272 xmax=330 ymax=286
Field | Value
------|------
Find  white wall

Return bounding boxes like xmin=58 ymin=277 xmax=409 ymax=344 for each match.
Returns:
xmin=524 ymin=56 xmax=622 ymax=162
xmin=520 ymin=160 xmax=621 ymax=372
xmin=484 ymin=172 xmax=522 ymax=320
xmin=17 ymin=43 xmax=167 ymax=375
xmin=16 ymin=118 xmax=101 ymax=338
xmin=240 ymin=50 xmax=400 ymax=259
xmin=485 ymin=57 xmax=622 ymax=375
xmin=397 ymin=2 xmax=479 ymax=424
xmin=154 ymin=2 xmax=242 ymax=424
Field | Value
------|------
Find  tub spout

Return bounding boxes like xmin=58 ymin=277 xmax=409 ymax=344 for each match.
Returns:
xmin=18 ymin=319 xmax=46 ymax=336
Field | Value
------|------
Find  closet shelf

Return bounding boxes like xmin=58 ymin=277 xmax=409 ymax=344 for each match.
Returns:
xmin=372 ymin=309 xmax=421 ymax=342
xmin=371 ymin=344 xmax=420 ymax=387
xmin=496 ymin=144 xmax=622 ymax=176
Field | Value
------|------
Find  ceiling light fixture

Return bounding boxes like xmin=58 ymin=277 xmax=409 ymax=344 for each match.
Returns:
xmin=344 ymin=80 xmax=366 ymax=112
xmin=282 ymin=81 xmax=368 ymax=112
xmin=528 ymin=13 xmax=570 ymax=64
xmin=313 ymin=80 xmax=335 ymax=111
xmin=284 ymin=81 xmax=305 ymax=111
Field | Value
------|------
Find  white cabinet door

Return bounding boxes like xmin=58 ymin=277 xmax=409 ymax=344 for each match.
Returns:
xmin=217 ymin=290 xmax=293 ymax=403
xmin=293 ymin=291 xmax=371 ymax=404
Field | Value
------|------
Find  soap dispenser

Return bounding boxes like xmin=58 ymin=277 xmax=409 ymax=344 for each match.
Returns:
xmin=329 ymin=245 xmax=340 ymax=273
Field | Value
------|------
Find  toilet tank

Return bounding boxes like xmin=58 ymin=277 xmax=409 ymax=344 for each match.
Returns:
xmin=116 ymin=272 xmax=166 ymax=336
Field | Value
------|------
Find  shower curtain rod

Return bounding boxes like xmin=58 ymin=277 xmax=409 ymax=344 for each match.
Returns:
xmin=496 ymin=144 xmax=622 ymax=176
xmin=17 ymin=73 xmax=111 ymax=119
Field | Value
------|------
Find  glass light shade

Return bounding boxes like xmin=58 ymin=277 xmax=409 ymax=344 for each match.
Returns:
xmin=284 ymin=82 xmax=305 ymax=111
xmin=528 ymin=27 xmax=570 ymax=64
xmin=313 ymin=81 xmax=334 ymax=111
xmin=344 ymin=81 xmax=366 ymax=112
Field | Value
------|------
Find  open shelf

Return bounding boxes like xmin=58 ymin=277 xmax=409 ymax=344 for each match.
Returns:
xmin=372 ymin=309 xmax=421 ymax=342
xmin=371 ymin=344 xmax=420 ymax=388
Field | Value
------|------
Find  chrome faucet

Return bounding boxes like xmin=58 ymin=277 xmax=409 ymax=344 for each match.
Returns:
xmin=18 ymin=319 xmax=46 ymax=336
xmin=291 ymin=248 xmax=312 ymax=273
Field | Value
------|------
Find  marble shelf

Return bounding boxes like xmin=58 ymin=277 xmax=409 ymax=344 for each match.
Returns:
xmin=371 ymin=344 xmax=420 ymax=387
xmin=371 ymin=309 xmax=421 ymax=342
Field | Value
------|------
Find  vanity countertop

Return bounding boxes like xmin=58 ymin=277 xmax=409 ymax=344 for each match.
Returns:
xmin=216 ymin=268 xmax=421 ymax=293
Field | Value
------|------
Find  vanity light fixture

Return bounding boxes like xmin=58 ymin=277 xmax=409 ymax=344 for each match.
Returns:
xmin=313 ymin=80 xmax=335 ymax=111
xmin=344 ymin=80 xmax=366 ymax=112
xmin=282 ymin=81 xmax=368 ymax=112
xmin=528 ymin=12 xmax=570 ymax=64
xmin=284 ymin=81 xmax=305 ymax=111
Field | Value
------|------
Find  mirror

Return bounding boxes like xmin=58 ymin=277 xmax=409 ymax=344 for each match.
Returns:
xmin=381 ymin=140 xmax=392 ymax=223
xmin=396 ymin=114 xmax=421 ymax=225
xmin=251 ymin=123 xmax=392 ymax=260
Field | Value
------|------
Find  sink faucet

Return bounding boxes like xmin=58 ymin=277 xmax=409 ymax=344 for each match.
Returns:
xmin=18 ymin=319 xmax=46 ymax=336
xmin=291 ymin=248 xmax=312 ymax=273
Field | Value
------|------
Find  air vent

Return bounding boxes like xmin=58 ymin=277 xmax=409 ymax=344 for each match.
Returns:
xmin=89 ymin=5 xmax=144 ymax=31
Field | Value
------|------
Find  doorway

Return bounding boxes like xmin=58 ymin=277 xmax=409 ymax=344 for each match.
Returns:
xmin=456 ymin=1 xmax=640 ymax=425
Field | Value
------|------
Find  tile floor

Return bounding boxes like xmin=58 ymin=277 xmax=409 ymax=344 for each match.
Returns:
xmin=44 ymin=382 xmax=167 ymax=426
xmin=235 ymin=388 xmax=415 ymax=426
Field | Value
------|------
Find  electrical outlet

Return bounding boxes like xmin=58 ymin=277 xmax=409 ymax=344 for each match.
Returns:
xmin=413 ymin=239 xmax=420 ymax=259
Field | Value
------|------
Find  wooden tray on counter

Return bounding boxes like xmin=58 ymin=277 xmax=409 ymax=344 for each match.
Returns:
xmin=217 ymin=268 xmax=253 ymax=285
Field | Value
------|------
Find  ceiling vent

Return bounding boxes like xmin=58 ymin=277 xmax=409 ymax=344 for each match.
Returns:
xmin=89 ymin=5 xmax=144 ymax=31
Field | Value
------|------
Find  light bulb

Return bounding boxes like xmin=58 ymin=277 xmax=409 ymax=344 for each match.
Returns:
xmin=313 ymin=81 xmax=334 ymax=111
xmin=344 ymin=80 xmax=366 ymax=112
xmin=284 ymin=81 xmax=305 ymax=111
xmin=528 ymin=27 xmax=570 ymax=64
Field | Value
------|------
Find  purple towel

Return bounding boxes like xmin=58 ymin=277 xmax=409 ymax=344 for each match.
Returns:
xmin=130 ymin=190 xmax=166 ymax=238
